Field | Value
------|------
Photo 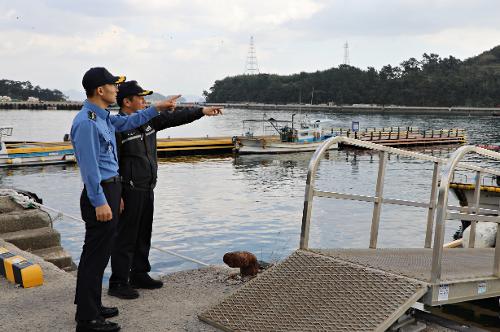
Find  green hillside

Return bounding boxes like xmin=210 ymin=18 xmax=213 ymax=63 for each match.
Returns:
xmin=0 ymin=79 xmax=66 ymax=101
xmin=205 ymin=46 xmax=500 ymax=107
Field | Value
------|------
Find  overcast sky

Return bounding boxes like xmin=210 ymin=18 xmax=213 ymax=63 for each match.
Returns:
xmin=1 ymin=0 xmax=499 ymax=98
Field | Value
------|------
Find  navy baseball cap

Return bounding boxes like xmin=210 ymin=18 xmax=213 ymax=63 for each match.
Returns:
xmin=117 ymin=80 xmax=153 ymax=102
xmin=82 ymin=67 xmax=126 ymax=90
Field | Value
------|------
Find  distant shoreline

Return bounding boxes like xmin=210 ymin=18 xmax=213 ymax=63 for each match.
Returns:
xmin=207 ymin=103 xmax=500 ymax=116
xmin=2 ymin=101 xmax=500 ymax=115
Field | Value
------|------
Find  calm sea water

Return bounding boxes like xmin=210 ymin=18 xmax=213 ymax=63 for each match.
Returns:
xmin=1 ymin=108 xmax=500 ymax=279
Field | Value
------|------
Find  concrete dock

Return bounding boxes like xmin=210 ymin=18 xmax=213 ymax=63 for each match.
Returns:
xmin=0 ymin=237 xmax=241 ymax=331
xmin=0 ymin=195 xmax=74 ymax=271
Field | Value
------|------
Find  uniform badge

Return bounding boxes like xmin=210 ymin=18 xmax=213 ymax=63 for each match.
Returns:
xmin=88 ymin=111 xmax=96 ymax=121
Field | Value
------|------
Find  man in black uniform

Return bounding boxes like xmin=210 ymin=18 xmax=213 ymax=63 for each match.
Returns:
xmin=108 ymin=80 xmax=221 ymax=299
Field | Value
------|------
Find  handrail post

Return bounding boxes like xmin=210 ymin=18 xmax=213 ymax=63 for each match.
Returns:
xmin=369 ymin=151 xmax=388 ymax=249
xmin=494 ymin=226 xmax=500 ymax=276
xmin=425 ymin=162 xmax=440 ymax=248
xmin=300 ymin=136 xmax=340 ymax=249
xmin=468 ymin=171 xmax=483 ymax=248
xmin=431 ymin=145 xmax=477 ymax=284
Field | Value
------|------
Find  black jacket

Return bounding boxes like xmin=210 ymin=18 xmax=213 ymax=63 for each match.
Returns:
xmin=116 ymin=106 xmax=204 ymax=189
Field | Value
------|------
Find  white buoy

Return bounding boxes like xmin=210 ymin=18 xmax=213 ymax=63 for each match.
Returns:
xmin=462 ymin=222 xmax=498 ymax=248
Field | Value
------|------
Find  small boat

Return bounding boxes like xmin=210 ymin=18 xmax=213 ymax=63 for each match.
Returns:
xmin=449 ymin=181 xmax=500 ymax=210
xmin=233 ymin=117 xmax=339 ymax=154
xmin=0 ymin=127 xmax=75 ymax=167
xmin=449 ymin=180 xmax=499 ymax=247
xmin=476 ymin=142 xmax=500 ymax=151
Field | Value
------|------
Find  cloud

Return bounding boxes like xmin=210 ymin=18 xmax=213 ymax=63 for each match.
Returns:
xmin=1 ymin=1 xmax=500 ymax=95
xmin=285 ymin=0 xmax=500 ymax=39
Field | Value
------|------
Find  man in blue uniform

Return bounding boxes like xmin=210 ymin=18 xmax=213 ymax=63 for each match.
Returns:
xmin=71 ymin=67 xmax=179 ymax=332
xmin=108 ymin=80 xmax=222 ymax=299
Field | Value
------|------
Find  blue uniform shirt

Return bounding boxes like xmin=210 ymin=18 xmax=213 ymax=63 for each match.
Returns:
xmin=71 ymin=100 xmax=159 ymax=207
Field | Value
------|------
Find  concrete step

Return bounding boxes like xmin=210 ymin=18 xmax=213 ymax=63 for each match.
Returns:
xmin=0 ymin=227 xmax=60 ymax=251
xmin=0 ymin=196 xmax=24 ymax=213
xmin=31 ymin=246 xmax=75 ymax=271
xmin=0 ymin=209 xmax=51 ymax=233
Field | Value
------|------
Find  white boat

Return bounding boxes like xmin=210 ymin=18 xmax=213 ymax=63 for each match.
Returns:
xmin=449 ymin=181 xmax=499 ymax=247
xmin=449 ymin=182 xmax=500 ymax=211
xmin=234 ymin=118 xmax=339 ymax=154
xmin=0 ymin=127 xmax=75 ymax=167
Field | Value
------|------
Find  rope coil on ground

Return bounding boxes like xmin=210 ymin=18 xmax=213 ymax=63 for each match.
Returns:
xmin=0 ymin=189 xmax=210 ymax=266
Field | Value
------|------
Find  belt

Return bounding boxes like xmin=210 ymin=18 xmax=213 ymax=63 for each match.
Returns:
xmin=101 ymin=175 xmax=122 ymax=184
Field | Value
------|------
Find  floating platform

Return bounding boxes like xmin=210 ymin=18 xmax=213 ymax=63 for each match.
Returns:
xmin=0 ymin=128 xmax=466 ymax=167
xmin=338 ymin=128 xmax=466 ymax=148
xmin=200 ymin=138 xmax=500 ymax=331
xmin=156 ymin=136 xmax=234 ymax=157
xmin=200 ymin=248 xmax=499 ymax=332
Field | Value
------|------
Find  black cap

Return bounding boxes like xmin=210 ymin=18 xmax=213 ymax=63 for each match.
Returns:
xmin=82 ymin=67 xmax=126 ymax=90
xmin=116 ymin=80 xmax=153 ymax=103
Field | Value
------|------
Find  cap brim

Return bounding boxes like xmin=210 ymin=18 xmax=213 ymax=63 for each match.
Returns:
xmin=114 ymin=76 xmax=126 ymax=84
xmin=137 ymin=90 xmax=153 ymax=96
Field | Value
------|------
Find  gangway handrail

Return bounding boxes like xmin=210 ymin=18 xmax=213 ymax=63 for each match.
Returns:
xmin=300 ymin=137 xmax=500 ymax=284
xmin=431 ymin=145 xmax=500 ymax=283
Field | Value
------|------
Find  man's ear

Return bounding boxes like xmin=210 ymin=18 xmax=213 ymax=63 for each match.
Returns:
xmin=96 ymin=86 xmax=104 ymax=96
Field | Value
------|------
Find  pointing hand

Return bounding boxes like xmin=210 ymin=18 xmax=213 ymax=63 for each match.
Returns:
xmin=155 ymin=94 xmax=182 ymax=111
xmin=202 ymin=107 xmax=223 ymax=116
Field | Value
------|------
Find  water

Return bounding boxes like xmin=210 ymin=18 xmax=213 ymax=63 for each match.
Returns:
xmin=1 ymin=108 xmax=500 ymax=278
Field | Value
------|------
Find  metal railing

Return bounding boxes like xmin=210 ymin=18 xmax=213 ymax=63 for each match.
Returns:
xmin=431 ymin=145 xmax=500 ymax=283
xmin=299 ymin=137 xmax=500 ymax=284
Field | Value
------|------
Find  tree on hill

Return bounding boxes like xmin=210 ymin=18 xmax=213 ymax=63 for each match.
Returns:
xmin=0 ymin=79 xmax=67 ymax=101
xmin=205 ymin=46 xmax=500 ymax=107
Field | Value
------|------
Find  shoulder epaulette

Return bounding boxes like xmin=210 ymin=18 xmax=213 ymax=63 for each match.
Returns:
xmin=88 ymin=111 xmax=96 ymax=121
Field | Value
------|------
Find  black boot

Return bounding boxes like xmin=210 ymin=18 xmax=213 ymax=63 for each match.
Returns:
xmin=76 ymin=318 xmax=120 ymax=332
xmin=100 ymin=306 xmax=119 ymax=319
xmin=75 ymin=306 xmax=118 ymax=322
xmin=108 ymin=283 xmax=139 ymax=299
xmin=130 ymin=273 xmax=163 ymax=289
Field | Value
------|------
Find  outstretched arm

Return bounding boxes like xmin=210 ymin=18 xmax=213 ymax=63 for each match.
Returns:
xmin=152 ymin=106 xmax=223 ymax=131
xmin=111 ymin=95 xmax=182 ymax=132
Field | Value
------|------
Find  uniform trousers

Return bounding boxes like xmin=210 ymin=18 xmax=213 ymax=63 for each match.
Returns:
xmin=109 ymin=186 xmax=154 ymax=286
xmin=75 ymin=182 xmax=121 ymax=320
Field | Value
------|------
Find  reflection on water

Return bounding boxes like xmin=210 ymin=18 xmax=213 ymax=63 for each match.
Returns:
xmin=0 ymin=147 xmax=465 ymax=275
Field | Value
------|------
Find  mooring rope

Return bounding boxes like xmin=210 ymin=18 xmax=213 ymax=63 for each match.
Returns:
xmin=0 ymin=189 xmax=210 ymax=266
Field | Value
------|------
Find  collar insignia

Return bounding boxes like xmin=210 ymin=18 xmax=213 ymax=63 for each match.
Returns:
xmin=88 ymin=111 xmax=96 ymax=121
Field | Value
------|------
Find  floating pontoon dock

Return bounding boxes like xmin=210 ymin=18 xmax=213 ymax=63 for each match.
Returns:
xmin=0 ymin=127 xmax=466 ymax=167
xmin=200 ymin=137 xmax=500 ymax=332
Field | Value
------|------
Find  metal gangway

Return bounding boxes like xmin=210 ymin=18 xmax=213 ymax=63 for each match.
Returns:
xmin=200 ymin=137 xmax=500 ymax=332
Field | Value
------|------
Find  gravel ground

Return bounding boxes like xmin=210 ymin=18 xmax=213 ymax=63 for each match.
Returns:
xmin=0 ymin=239 xmax=241 ymax=331
xmin=0 ymin=239 xmax=457 ymax=331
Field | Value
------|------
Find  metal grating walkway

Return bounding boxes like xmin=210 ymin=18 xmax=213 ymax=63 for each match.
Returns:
xmin=199 ymin=250 xmax=428 ymax=332
xmin=310 ymin=248 xmax=496 ymax=282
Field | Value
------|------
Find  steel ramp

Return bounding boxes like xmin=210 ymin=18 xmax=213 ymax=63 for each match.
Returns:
xmin=199 ymin=250 xmax=428 ymax=332
xmin=311 ymin=248 xmax=500 ymax=306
